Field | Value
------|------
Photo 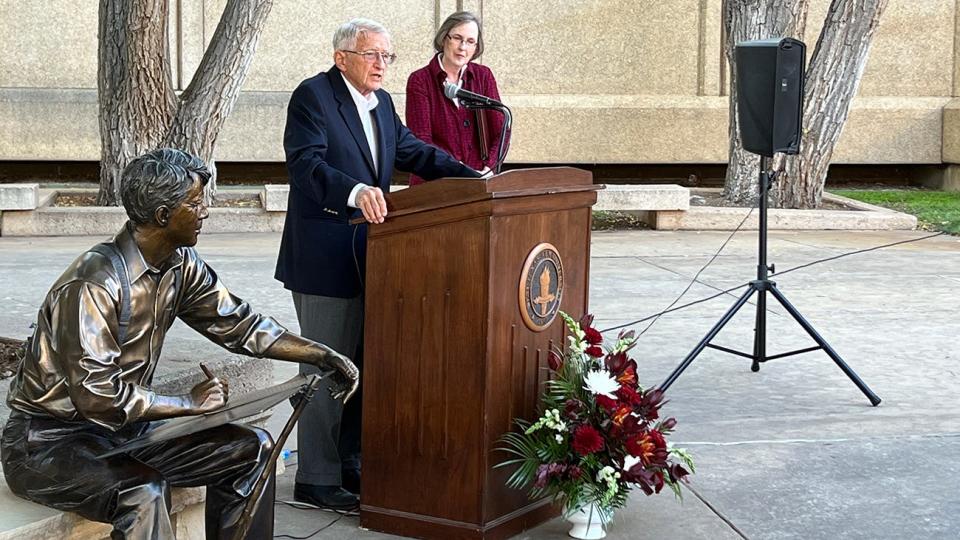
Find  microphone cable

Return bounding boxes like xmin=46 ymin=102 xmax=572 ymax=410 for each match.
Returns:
xmin=632 ymin=202 xmax=759 ymax=338
xmin=600 ymin=228 xmax=948 ymax=335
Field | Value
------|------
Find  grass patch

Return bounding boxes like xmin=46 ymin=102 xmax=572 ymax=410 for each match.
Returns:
xmin=830 ymin=189 xmax=960 ymax=234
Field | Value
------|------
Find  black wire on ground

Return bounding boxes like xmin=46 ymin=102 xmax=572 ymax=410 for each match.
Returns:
xmin=600 ymin=230 xmax=949 ymax=335
xmin=774 ymin=231 xmax=946 ymax=276
xmin=632 ymin=205 xmax=756 ymax=338
xmin=272 ymin=512 xmax=345 ymax=539
xmin=273 ymin=449 xmax=358 ymax=539
xmin=683 ymin=482 xmax=751 ymax=539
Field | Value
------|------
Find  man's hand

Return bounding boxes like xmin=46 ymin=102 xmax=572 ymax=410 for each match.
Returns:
xmin=357 ymin=186 xmax=388 ymax=224
xmin=188 ymin=376 xmax=228 ymax=413
xmin=321 ymin=352 xmax=360 ymax=403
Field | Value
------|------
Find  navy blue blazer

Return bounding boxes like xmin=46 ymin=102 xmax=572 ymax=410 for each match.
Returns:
xmin=275 ymin=67 xmax=479 ymax=297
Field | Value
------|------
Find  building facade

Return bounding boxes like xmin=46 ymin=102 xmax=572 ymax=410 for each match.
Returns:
xmin=1 ymin=0 xmax=958 ymax=183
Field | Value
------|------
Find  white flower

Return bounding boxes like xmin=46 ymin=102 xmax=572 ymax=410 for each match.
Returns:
xmin=596 ymin=466 xmax=616 ymax=483
xmin=623 ymin=455 xmax=642 ymax=472
xmin=584 ymin=369 xmax=620 ymax=398
xmin=555 ymin=434 xmax=564 ymax=443
xmin=525 ymin=408 xmax=567 ymax=434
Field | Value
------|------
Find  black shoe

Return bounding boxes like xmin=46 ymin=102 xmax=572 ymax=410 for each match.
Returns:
xmin=294 ymin=483 xmax=359 ymax=510
xmin=342 ymin=469 xmax=361 ymax=496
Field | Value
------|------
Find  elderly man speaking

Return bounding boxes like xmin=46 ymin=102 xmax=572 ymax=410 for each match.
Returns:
xmin=275 ymin=18 xmax=483 ymax=511
xmin=2 ymin=148 xmax=359 ymax=539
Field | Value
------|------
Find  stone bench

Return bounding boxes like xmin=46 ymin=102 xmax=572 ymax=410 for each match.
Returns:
xmin=2 ymin=183 xmax=692 ymax=235
xmin=0 ymin=476 xmax=205 ymax=540
xmin=262 ymin=183 xmax=691 ymax=219
xmin=0 ymin=184 xmax=40 ymax=211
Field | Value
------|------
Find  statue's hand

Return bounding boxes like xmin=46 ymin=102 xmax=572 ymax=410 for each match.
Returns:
xmin=188 ymin=376 xmax=228 ymax=413
xmin=322 ymin=353 xmax=359 ymax=403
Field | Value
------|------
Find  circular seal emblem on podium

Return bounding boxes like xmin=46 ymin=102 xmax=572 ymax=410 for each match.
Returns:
xmin=519 ymin=243 xmax=564 ymax=332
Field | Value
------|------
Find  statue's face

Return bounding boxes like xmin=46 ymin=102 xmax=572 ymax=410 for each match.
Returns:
xmin=166 ymin=177 xmax=208 ymax=247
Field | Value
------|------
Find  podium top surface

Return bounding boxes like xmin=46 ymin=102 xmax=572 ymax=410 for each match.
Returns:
xmin=381 ymin=166 xmax=600 ymax=222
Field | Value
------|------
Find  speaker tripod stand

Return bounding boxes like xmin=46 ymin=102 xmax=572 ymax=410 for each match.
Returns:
xmin=659 ymin=165 xmax=881 ymax=406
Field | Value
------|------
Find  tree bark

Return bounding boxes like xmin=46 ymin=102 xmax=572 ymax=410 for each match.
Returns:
xmin=163 ymin=0 xmax=274 ymax=200
xmin=774 ymin=0 xmax=888 ymax=208
xmin=722 ymin=0 xmax=808 ymax=205
xmin=97 ymin=0 xmax=273 ymax=205
xmin=97 ymin=0 xmax=176 ymax=205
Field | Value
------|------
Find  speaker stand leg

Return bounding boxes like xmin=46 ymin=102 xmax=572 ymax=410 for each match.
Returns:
xmin=660 ymin=285 xmax=757 ymax=392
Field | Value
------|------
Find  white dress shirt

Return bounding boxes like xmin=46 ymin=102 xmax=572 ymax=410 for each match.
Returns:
xmin=342 ymin=76 xmax=380 ymax=208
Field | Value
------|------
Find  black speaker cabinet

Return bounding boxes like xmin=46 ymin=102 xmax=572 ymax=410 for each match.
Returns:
xmin=735 ymin=37 xmax=806 ymax=157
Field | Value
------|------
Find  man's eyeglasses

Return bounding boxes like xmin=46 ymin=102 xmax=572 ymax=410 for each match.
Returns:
xmin=342 ymin=50 xmax=398 ymax=65
xmin=446 ymin=34 xmax=478 ymax=48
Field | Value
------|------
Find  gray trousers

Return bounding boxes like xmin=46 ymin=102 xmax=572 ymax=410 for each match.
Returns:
xmin=291 ymin=291 xmax=363 ymax=486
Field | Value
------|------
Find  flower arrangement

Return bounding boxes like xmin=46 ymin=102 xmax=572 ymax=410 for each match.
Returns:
xmin=498 ymin=312 xmax=694 ymax=521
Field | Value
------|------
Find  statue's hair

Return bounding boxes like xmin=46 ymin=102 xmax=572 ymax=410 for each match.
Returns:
xmin=120 ymin=148 xmax=210 ymax=225
xmin=332 ymin=18 xmax=391 ymax=51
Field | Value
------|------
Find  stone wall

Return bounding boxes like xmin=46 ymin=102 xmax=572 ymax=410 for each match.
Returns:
xmin=0 ymin=0 xmax=956 ymax=169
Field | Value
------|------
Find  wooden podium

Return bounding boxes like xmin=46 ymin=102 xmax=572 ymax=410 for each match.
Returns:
xmin=359 ymin=168 xmax=600 ymax=539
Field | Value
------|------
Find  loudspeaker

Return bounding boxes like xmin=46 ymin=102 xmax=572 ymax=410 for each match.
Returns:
xmin=735 ymin=37 xmax=806 ymax=157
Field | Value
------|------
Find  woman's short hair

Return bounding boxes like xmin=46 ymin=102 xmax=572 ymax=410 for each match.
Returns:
xmin=433 ymin=11 xmax=484 ymax=60
xmin=120 ymin=148 xmax=211 ymax=225
xmin=333 ymin=18 xmax=391 ymax=51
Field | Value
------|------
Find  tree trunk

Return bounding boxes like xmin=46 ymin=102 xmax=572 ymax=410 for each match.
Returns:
xmin=97 ymin=0 xmax=273 ymax=205
xmin=722 ymin=0 xmax=808 ymax=205
xmin=96 ymin=0 xmax=176 ymax=205
xmin=164 ymin=0 xmax=274 ymax=201
xmin=774 ymin=0 xmax=888 ymax=208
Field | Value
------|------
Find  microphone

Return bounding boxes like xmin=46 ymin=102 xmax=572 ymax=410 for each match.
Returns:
xmin=442 ymin=81 xmax=504 ymax=108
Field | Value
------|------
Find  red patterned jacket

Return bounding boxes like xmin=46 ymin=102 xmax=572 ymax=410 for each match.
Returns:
xmin=405 ymin=56 xmax=505 ymax=185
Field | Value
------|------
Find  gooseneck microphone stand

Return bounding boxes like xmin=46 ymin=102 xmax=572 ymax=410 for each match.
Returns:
xmin=461 ymin=99 xmax=512 ymax=174
xmin=659 ymin=158 xmax=881 ymax=406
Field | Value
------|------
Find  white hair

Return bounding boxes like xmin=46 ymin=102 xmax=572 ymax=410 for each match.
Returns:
xmin=333 ymin=18 xmax=391 ymax=50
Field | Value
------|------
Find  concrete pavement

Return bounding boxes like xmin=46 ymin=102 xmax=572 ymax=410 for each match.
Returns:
xmin=1 ymin=229 xmax=958 ymax=539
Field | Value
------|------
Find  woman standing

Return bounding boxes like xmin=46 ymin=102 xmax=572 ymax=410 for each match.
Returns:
xmin=405 ymin=11 xmax=504 ymax=185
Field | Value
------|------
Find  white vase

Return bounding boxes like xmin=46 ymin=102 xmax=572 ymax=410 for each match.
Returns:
xmin=564 ymin=503 xmax=612 ymax=539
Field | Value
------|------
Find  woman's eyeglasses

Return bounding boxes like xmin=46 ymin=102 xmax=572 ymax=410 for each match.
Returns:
xmin=446 ymin=34 xmax=477 ymax=48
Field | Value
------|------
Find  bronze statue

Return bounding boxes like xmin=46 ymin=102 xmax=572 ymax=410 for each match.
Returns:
xmin=1 ymin=148 xmax=359 ymax=539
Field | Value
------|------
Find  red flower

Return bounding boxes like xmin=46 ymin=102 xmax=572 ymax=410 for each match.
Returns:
xmin=611 ymin=405 xmax=632 ymax=427
xmin=548 ymin=350 xmax=563 ymax=371
xmin=626 ymin=430 xmax=668 ymax=466
xmin=595 ymin=394 xmax=618 ymax=413
xmin=579 ymin=314 xmax=595 ymax=332
xmin=636 ymin=388 xmax=665 ymax=421
xmin=584 ymin=327 xmax=603 ymax=345
xmin=585 ymin=345 xmax=604 ymax=358
xmin=564 ymin=399 xmax=583 ymax=420
xmin=618 ymin=414 xmax=644 ymax=437
xmin=605 ymin=351 xmax=628 ymax=373
xmin=616 ymin=362 xmax=638 ymax=387
xmin=616 ymin=385 xmax=642 ymax=406
xmin=572 ymin=425 xmax=604 ymax=456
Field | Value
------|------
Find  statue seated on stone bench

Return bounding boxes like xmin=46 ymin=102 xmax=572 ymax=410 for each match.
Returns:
xmin=1 ymin=149 xmax=359 ymax=540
